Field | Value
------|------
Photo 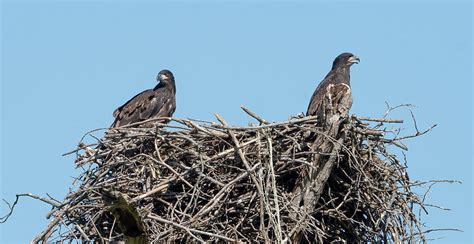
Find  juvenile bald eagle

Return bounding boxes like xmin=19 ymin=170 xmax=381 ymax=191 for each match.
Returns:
xmin=111 ymin=69 xmax=176 ymax=128
xmin=306 ymin=53 xmax=359 ymax=117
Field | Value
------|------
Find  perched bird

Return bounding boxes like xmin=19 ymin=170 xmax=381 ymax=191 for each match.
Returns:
xmin=111 ymin=69 xmax=176 ymax=128
xmin=306 ymin=53 xmax=359 ymax=117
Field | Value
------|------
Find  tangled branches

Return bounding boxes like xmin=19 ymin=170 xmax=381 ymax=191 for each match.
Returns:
xmin=1 ymin=91 xmax=447 ymax=242
xmin=17 ymin=102 xmax=441 ymax=243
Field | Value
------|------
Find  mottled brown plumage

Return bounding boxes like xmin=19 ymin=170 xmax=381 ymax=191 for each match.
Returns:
xmin=306 ymin=53 xmax=359 ymax=118
xmin=111 ymin=70 xmax=176 ymax=128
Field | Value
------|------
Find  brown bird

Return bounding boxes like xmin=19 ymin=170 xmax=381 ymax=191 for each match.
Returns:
xmin=111 ymin=69 xmax=176 ymax=128
xmin=306 ymin=53 xmax=359 ymax=117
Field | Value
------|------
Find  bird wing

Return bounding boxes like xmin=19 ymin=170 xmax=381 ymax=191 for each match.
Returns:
xmin=112 ymin=87 xmax=175 ymax=128
xmin=307 ymin=72 xmax=333 ymax=116
xmin=306 ymin=72 xmax=349 ymax=116
xmin=138 ymin=89 xmax=172 ymax=120
xmin=113 ymin=90 xmax=150 ymax=118
xmin=112 ymin=89 xmax=154 ymax=127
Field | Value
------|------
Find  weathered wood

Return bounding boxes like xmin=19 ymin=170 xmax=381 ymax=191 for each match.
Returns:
xmin=291 ymin=83 xmax=352 ymax=242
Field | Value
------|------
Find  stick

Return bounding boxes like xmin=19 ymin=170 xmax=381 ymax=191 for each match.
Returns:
xmin=148 ymin=214 xmax=236 ymax=242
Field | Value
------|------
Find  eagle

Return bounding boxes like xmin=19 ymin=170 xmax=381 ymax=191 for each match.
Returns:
xmin=306 ymin=53 xmax=359 ymax=118
xmin=111 ymin=69 xmax=176 ymax=128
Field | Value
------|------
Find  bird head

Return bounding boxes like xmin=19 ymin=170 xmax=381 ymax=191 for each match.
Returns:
xmin=332 ymin=52 xmax=360 ymax=69
xmin=157 ymin=69 xmax=175 ymax=83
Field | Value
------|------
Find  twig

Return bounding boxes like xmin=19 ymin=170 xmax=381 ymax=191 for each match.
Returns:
xmin=148 ymin=214 xmax=236 ymax=242
xmin=265 ymin=133 xmax=283 ymax=242
xmin=393 ymin=124 xmax=437 ymax=141
xmin=356 ymin=116 xmax=404 ymax=123
xmin=1 ymin=193 xmax=61 ymax=223
xmin=241 ymin=106 xmax=269 ymax=124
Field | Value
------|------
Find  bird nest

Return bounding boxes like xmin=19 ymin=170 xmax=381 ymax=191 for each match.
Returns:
xmin=17 ymin=101 xmax=442 ymax=243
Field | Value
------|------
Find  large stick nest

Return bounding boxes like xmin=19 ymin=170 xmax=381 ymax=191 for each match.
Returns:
xmin=28 ymin=90 xmax=437 ymax=243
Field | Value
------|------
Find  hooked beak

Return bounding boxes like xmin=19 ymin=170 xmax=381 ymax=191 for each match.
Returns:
xmin=159 ymin=74 xmax=170 ymax=80
xmin=348 ymin=56 xmax=360 ymax=64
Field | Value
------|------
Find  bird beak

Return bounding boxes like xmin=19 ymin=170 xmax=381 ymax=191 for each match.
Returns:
xmin=159 ymin=74 xmax=169 ymax=80
xmin=348 ymin=56 xmax=360 ymax=64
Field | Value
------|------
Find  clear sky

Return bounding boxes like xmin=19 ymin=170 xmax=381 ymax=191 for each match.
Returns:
xmin=1 ymin=1 xmax=472 ymax=243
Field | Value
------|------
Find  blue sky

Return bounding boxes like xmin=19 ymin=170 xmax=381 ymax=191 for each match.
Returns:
xmin=1 ymin=1 xmax=472 ymax=243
